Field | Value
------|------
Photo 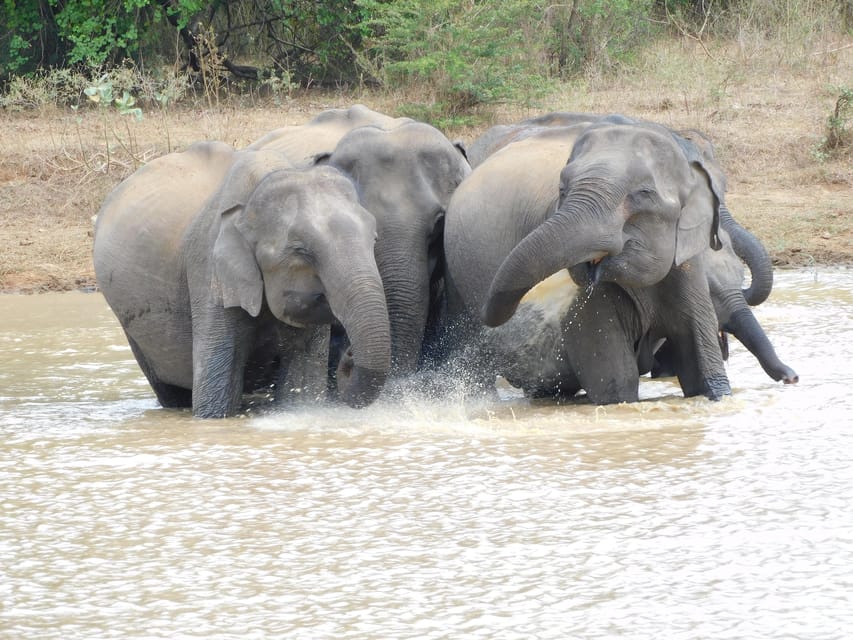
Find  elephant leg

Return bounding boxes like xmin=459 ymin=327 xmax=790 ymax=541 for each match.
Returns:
xmin=125 ymin=331 xmax=192 ymax=408
xmin=562 ymin=284 xmax=641 ymax=404
xmin=650 ymin=338 xmax=677 ymax=378
xmin=191 ymin=306 xmax=255 ymax=418
xmin=656 ymin=264 xmax=731 ymax=400
xmin=243 ymin=319 xmax=283 ymax=395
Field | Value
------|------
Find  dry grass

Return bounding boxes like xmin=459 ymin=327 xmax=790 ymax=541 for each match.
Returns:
xmin=1 ymin=35 xmax=851 ymax=292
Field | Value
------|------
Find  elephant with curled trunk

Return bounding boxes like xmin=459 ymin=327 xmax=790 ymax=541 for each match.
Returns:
xmin=653 ymin=129 xmax=797 ymax=384
xmin=93 ymin=142 xmax=391 ymax=418
xmin=462 ymin=112 xmax=798 ymax=383
xmin=472 ymin=114 xmax=777 ymax=307
xmin=444 ymin=121 xmax=741 ymax=404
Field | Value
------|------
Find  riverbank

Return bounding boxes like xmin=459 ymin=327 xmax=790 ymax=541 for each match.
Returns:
xmin=2 ymin=38 xmax=851 ymax=293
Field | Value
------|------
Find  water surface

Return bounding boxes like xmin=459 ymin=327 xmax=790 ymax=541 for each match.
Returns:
xmin=1 ymin=269 xmax=851 ymax=639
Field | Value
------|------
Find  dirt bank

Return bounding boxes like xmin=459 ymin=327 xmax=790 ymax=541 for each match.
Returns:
xmin=2 ymin=44 xmax=851 ymax=293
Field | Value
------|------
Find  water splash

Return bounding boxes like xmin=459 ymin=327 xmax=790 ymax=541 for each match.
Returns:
xmin=562 ymin=279 xmax=596 ymax=329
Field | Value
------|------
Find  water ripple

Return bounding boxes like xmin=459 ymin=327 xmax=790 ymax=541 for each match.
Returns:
xmin=1 ymin=272 xmax=853 ymax=638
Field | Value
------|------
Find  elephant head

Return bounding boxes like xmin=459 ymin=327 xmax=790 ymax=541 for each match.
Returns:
xmin=211 ymin=162 xmax=392 ymax=407
xmin=482 ymin=122 xmax=724 ymax=327
xmin=321 ymin=121 xmax=472 ymax=374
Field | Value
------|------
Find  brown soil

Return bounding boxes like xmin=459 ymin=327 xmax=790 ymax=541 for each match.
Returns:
xmin=1 ymin=38 xmax=851 ymax=293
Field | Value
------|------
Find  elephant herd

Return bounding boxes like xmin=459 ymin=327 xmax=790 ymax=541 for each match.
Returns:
xmin=92 ymin=104 xmax=798 ymax=418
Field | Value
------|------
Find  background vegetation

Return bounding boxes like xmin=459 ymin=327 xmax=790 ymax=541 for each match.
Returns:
xmin=1 ymin=0 xmax=851 ymax=290
xmin=3 ymin=1 xmax=851 ymax=120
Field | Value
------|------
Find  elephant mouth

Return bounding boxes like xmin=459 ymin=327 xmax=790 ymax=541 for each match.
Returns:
xmin=276 ymin=292 xmax=335 ymax=327
xmin=576 ymin=253 xmax=607 ymax=286
xmin=588 ymin=255 xmax=605 ymax=285
xmin=581 ymin=237 xmax=667 ymax=289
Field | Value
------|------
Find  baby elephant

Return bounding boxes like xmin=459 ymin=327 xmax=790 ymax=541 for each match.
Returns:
xmin=93 ymin=142 xmax=391 ymax=417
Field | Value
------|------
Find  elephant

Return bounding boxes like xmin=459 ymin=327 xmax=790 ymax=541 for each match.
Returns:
xmin=93 ymin=141 xmax=391 ymax=418
xmin=455 ymin=116 xmax=798 ymax=388
xmin=253 ymin=110 xmax=471 ymax=378
xmin=444 ymin=120 xmax=737 ymax=404
xmin=315 ymin=121 xmax=471 ymax=376
xmin=248 ymin=103 xmax=413 ymax=165
xmin=471 ymin=116 xmax=777 ymax=307
xmin=647 ymin=224 xmax=798 ymax=385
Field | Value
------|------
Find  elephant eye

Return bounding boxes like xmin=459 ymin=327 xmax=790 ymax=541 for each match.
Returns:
xmin=286 ymin=245 xmax=314 ymax=265
xmin=631 ymin=187 xmax=656 ymax=202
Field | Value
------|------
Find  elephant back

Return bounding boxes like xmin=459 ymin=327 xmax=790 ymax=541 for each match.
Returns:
xmin=247 ymin=104 xmax=412 ymax=166
xmin=467 ymin=112 xmax=631 ymax=168
xmin=95 ymin=141 xmax=236 ymax=240
xmin=94 ymin=141 xmax=238 ymax=316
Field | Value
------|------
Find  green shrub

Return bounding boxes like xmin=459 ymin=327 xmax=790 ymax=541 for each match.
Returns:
xmin=546 ymin=0 xmax=657 ymax=77
xmin=0 ymin=68 xmax=89 ymax=110
xmin=355 ymin=0 xmax=554 ymax=123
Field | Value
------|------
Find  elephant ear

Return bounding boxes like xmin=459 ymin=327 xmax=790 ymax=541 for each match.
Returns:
xmin=675 ymin=161 xmax=722 ymax=265
xmin=212 ymin=206 xmax=263 ymax=317
xmin=673 ymin=134 xmax=724 ymax=266
xmin=452 ymin=140 xmax=469 ymax=161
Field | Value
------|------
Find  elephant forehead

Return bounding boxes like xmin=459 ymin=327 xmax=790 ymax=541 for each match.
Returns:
xmin=300 ymin=197 xmax=376 ymax=239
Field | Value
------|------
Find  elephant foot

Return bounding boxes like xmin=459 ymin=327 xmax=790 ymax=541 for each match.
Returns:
xmin=583 ymin=379 xmax=640 ymax=405
xmin=702 ymin=374 xmax=732 ymax=401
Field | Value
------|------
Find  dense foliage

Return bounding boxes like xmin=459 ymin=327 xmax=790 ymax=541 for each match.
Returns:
xmin=2 ymin=0 xmax=850 ymax=116
xmin=1 ymin=1 xmax=367 ymax=82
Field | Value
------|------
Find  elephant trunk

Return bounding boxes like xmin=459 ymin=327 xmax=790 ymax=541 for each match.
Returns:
xmin=718 ymin=203 xmax=773 ymax=306
xmin=376 ymin=233 xmax=430 ymax=375
xmin=717 ymin=288 xmax=798 ymax=384
xmin=482 ymin=197 xmax=623 ymax=327
xmin=324 ymin=267 xmax=392 ymax=407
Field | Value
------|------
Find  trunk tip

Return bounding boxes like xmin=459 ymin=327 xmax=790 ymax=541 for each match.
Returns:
xmin=336 ymin=352 xmax=388 ymax=408
xmin=481 ymin=288 xmax=526 ymax=327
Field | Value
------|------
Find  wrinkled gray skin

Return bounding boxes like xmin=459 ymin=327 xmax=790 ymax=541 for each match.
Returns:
xmin=94 ymin=142 xmax=391 ymax=417
xmin=319 ymin=122 xmax=471 ymax=375
xmin=445 ymin=121 xmax=734 ymax=403
xmin=248 ymin=103 xmax=413 ymax=165
xmin=253 ymin=110 xmax=471 ymax=377
xmin=480 ymin=112 xmax=799 ymax=384
xmin=448 ymin=114 xmax=797 ymax=395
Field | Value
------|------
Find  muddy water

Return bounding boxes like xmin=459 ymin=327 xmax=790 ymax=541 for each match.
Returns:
xmin=1 ymin=269 xmax=852 ymax=639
